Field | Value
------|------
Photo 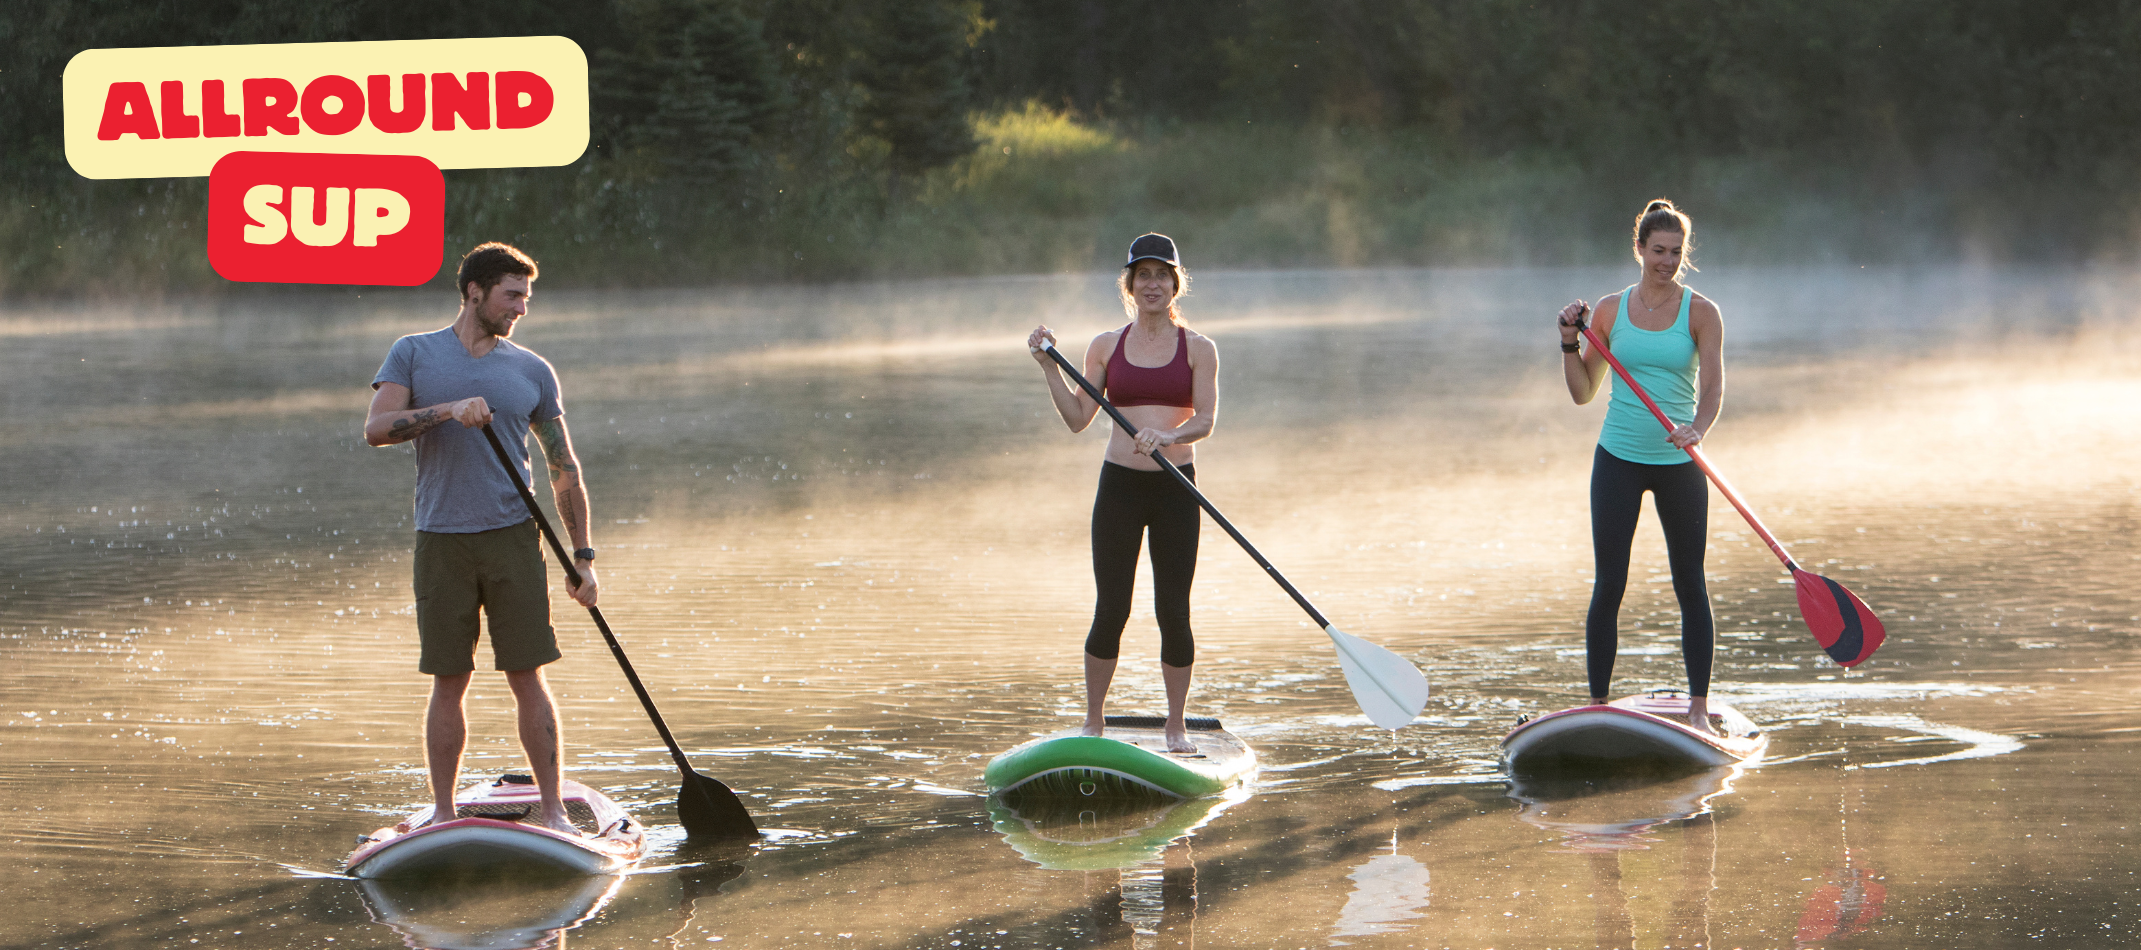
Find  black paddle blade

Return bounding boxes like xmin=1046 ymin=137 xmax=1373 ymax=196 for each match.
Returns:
xmin=1793 ymin=568 xmax=1885 ymax=667
xmin=678 ymin=769 xmax=759 ymax=841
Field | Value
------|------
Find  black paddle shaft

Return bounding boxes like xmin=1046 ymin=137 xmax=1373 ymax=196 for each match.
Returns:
xmin=479 ymin=423 xmax=757 ymax=838
xmin=1041 ymin=342 xmax=1334 ymax=629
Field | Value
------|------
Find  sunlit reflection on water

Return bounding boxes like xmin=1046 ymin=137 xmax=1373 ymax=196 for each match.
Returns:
xmin=3 ymin=266 xmax=2138 ymax=948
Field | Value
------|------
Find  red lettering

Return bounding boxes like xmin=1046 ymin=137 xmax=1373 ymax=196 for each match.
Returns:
xmin=301 ymin=75 xmax=365 ymax=135
xmin=494 ymin=71 xmax=554 ymax=130
xmin=203 ymin=80 xmax=241 ymax=138
xmin=96 ymin=82 xmax=160 ymax=141
xmin=367 ymin=74 xmax=425 ymax=134
xmin=159 ymin=81 xmax=200 ymax=139
xmin=430 ymin=72 xmax=490 ymax=131
xmin=243 ymin=78 xmax=300 ymax=136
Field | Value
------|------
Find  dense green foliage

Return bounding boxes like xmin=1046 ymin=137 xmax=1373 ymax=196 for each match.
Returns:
xmin=856 ymin=0 xmax=978 ymax=198
xmin=4 ymin=1 xmax=2139 ymax=294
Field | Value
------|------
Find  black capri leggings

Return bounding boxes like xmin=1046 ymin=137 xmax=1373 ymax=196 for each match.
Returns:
xmin=1586 ymin=445 xmax=1714 ymax=698
xmin=1086 ymin=461 xmax=1199 ymax=668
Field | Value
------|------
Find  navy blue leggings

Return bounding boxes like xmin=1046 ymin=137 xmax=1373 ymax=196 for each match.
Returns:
xmin=1587 ymin=445 xmax=1714 ymax=698
xmin=1086 ymin=462 xmax=1198 ymax=668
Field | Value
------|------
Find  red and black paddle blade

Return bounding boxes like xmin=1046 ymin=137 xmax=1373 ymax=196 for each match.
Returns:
xmin=678 ymin=769 xmax=760 ymax=841
xmin=1793 ymin=568 xmax=1885 ymax=667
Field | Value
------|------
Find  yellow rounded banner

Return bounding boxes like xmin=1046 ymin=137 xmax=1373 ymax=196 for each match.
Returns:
xmin=64 ymin=36 xmax=588 ymax=179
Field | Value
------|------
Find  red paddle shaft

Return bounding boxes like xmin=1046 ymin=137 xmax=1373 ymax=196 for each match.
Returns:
xmin=1573 ymin=317 xmax=1800 ymax=571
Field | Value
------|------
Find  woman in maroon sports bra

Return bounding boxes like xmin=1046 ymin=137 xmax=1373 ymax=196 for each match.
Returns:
xmin=1027 ymin=233 xmax=1220 ymax=755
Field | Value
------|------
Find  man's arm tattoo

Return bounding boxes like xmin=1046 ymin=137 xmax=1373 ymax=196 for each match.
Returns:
xmin=532 ymin=418 xmax=579 ymax=484
xmin=534 ymin=418 xmax=592 ymax=546
xmin=384 ymin=407 xmax=447 ymax=444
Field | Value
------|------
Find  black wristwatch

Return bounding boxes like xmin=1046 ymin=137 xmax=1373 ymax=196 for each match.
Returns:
xmin=573 ymin=547 xmax=597 ymax=562
xmin=1560 ymin=340 xmax=1581 ymax=354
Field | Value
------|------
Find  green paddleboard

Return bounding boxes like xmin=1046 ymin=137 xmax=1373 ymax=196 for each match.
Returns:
xmin=984 ymin=715 xmax=1257 ymax=800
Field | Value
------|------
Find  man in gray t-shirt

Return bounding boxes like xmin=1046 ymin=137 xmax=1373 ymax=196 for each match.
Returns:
xmin=364 ymin=242 xmax=598 ymax=836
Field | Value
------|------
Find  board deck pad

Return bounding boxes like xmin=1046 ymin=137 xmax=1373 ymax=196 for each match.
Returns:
xmin=454 ymin=799 xmax=601 ymax=833
xmin=985 ymin=715 xmax=1257 ymax=800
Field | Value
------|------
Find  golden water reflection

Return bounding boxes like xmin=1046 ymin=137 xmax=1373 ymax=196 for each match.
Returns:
xmin=2 ymin=267 xmax=2137 ymax=948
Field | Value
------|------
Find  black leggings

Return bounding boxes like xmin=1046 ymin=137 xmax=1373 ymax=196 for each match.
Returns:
xmin=1587 ymin=445 xmax=1714 ymax=698
xmin=1086 ymin=461 xmax=1199 ymax=668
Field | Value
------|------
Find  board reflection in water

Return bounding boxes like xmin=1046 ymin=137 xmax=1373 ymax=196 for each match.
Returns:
xmin=359 ymin=871 xmax=624 ymax=950
xmin=1507 ymin=764 xmax=1746 ymax=852
xmin=1328 ymin=825 xmax=1431 ymax=946
xmin=990 ymin=787 xmax=1246 ymax=946
xmin=1509 ymin=767 xmax=1737 ymax=949
xmin=987 ymin=784 xmax=1246 ymax=871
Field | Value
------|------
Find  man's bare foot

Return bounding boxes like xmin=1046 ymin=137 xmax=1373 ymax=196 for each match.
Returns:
xmin=534 ymin=808 xmax=580 ymax=836
xmin=398 ymin=805 xmax=455 ymax=833
xmin=1081 ymin=717 xmax=1106 ymax=738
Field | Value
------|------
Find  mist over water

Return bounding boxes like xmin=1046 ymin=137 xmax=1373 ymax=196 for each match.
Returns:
xmin=3 ymin=266 xmax=2137 ymax=948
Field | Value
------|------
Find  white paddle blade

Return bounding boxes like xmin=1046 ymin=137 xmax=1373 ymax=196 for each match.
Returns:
xmin=1326 ymin=625 xmax=1429 ymax=730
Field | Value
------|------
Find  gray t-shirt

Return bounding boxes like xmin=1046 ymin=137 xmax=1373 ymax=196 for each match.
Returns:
xmin=372 ymin=328 xmax=565 ymax=533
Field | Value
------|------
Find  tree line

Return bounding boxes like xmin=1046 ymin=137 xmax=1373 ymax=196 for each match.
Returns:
xmin=4 ymin=0 xmax=2137 ymax=293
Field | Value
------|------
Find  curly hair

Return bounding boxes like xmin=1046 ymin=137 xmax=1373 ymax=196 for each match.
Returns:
xmin=455 ymin=242 xmax=539 ymax=300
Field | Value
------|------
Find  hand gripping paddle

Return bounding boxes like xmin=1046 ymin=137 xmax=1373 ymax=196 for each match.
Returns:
xmin=1571 ymin=310 xmax=1885 ymax=666
xmin=1040 ymin=341 xmax=1430 ymax=729
xmin=481 ymin=423 xmax=760 ymax=840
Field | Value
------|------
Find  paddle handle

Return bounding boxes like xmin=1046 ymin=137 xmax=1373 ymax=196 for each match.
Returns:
xmin=1573 ymin=316 xmax=1800 ymax=572
xmin=479 ymin=424 xmax=706 ymax=779
xmin=1040 ymin=342 xmax=1335 ymax=629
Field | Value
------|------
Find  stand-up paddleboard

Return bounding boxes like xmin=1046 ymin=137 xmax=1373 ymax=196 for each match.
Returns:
xmin=1501 ymin=691 xmax=1766 ymax=777
xmin=986 ymin=715 xmax=1257 ymax=800
xmin=346 ymin=774 xmax=647 ymax=879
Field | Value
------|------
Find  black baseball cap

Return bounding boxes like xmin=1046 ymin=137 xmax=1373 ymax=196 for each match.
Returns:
xmin=1125 ymin=233 xmax=1180 ymax=268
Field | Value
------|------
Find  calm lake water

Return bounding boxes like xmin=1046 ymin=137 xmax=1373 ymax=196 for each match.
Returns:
xmin=3 ymin=266 xmax=2137 ymax=949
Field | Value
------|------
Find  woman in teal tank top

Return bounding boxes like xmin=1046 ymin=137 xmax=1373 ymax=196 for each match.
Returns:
xmin=1553 ymin=199 xmax=1727 ymax=735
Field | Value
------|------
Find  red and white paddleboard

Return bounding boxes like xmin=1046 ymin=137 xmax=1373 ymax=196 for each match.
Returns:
xmin=346 ymin=775 xmax=647 ymax=879
xmin=1500 ymin=691 xmax=1767 ymax=777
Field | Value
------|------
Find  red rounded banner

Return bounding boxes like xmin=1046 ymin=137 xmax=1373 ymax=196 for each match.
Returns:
xmin=207 ymin=151 xmax=443 ymax=285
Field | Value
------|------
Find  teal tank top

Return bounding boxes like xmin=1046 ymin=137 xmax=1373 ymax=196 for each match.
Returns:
xmin=1597 ymin=284 xmax=1698 ymax=465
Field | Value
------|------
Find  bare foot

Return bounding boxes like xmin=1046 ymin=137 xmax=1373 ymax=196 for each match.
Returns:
xmin=1685 ymin=696 xmax=1720 ymax=736
xmin=1163 ymin=728 xmax=1196 ymax=755
xmin=397 ymin=806 xmax=454 ymax=833
xmin=1081 ymin=717 xmax=1106 ymax=738
xmin=534 ymin=808 xmax=580 ymax=836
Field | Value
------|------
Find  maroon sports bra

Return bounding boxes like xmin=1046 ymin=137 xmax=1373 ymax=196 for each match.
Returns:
xmin=1104 ymin=325 xmax=1193 ymax=408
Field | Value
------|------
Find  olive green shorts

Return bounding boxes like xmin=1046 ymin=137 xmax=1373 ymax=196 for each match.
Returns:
xmin=413 ymin=519 xmax=560 ymax=675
